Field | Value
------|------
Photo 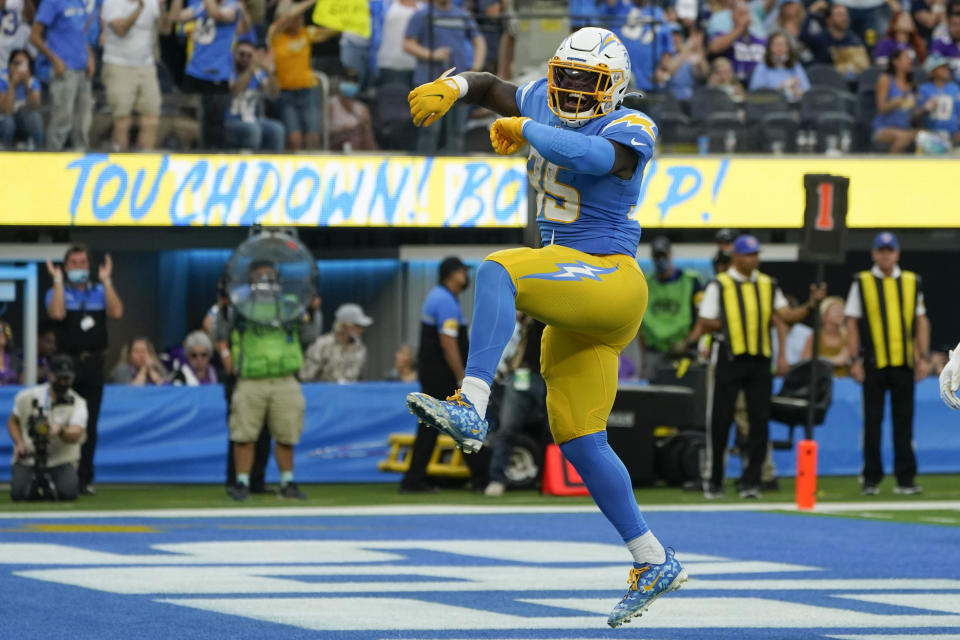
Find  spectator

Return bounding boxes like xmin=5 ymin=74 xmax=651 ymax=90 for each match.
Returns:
xmin=801 ymin=3 xmax=870 ymax=78
xmin=707 ymin=0 xmax=769 ymax=41
xmin=831 ymin=0 xmax=896 ymax=42
xmin=918 ymin=54 xmax=960 ymax=144
xmin=268 ymin=0 xmax=334 ymax=150
xmin=929 ymin=8 xmax=960 ymax=79
xmin=802 ymin=296 xmax=850 ymax=376
xmin=607 ymin=0 xmax=674 ymax=92
xmin=35 ymin=323 xmax=56 ymax=381
xmin=376 ymin=0 xmax=421 ymax=87
xmin=215 ymin=259 xmax=315 ymax=501
xmin=385 ymin=344 xmax=418 ymax=382
xmin=664 ymin=27 xmax=708 ymax=102
xmin=0 ymin=320 xmax=20 ymax=385
xmin=8 ymin=355 xmax=87 ymax=502
xmin=168 ymin=0 xmax=245 ymax=150
xmin=873 ymin=11 xmax=926 ymax=67
xmin=0 ymin=0 xmax=35 ymax=74
xmin=404 ymin=0 xmax=485 ymax=154
xmin=484 ymin=316 xmax=547 ymax=497
xmin=225 ymin=41 xmax=284 ymax=150
xmin=707 ymin=56 xmax=746 ymax=101
xmin=913 ymin=0 xmax=947 ymax=42
xmin=101 ymin=0 xmax=166 ymax=150
xmin=299 ymin=303 xmax=373 ymax=383
xmin=749 ymin=30 xmax=809 ymax=101
xmin=45 ymin=246 xmax=123 ymax=497
xmin=110 ymin=336 xmax=168 ymax=385
xmin=708 ymin=1 xmax=767 ymax=83
xmin=328 ymin=72 xmax=378 ymax=151
xmin=873 ymin=47 xmax=917 ymax=152
xmin=30 ymin=0 xmax=94 ymax=150
xmin=0 ymin=49 xmax=43 ymax=149
xmin=638 ymin=237 xmax=704 ymax=380
xmin=170 ymin=330 xmax=218 ymax=385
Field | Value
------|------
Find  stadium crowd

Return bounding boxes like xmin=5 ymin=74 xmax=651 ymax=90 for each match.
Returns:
xmin=2 ymin=0 xmax=960 ymax=153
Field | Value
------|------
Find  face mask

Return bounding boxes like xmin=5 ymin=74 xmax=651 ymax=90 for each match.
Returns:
xmin=52 ymin=380 xmax=71 ymax=396
xmin=654 ymin=256 xmax=671 ymax=275
xmin=339 ymin=81 xmax=360 ymax=98
xmin=67 ymin=269 xmax=88 ymax=284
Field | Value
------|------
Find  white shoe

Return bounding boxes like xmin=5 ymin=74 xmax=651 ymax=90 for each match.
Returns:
xmin=484 ymin=481 xmax=506 ymax=497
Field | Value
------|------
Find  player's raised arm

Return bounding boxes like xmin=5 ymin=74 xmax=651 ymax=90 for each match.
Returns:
xmin=408 ymin=70 xmax=520 ymax=127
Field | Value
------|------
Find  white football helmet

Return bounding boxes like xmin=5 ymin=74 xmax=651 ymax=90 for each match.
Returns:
xmin=547 ymin=27 xmax=631 ymax=128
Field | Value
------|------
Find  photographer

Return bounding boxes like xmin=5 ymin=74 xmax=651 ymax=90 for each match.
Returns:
xmin=7 ymin=355 xmax=88 ymax=501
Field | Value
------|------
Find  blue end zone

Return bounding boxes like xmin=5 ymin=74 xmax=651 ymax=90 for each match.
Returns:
xmin=2 ymin=509 xmax=959 ymax=640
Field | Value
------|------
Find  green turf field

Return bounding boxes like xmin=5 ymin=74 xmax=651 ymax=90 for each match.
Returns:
xmin=1 ymin=474 xmax=958 ymax=525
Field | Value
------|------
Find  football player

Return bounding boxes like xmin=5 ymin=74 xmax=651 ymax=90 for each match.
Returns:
xmin=405 ymin=27 xmax=687 ymax=627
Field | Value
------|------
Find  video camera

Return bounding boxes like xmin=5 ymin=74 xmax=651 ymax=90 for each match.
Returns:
xmin=25 ymin=393 xmax=74 ymax=501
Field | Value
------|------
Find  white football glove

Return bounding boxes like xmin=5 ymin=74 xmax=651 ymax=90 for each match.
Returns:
xmin=938 ymin=340 xmax=960 ymax=410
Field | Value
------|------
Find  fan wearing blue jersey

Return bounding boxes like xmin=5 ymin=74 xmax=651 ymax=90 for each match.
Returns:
xmin=405 ymin=27 xmax=687 ymax=628
xmin=168 ymin=0 xmax=245 ymax=149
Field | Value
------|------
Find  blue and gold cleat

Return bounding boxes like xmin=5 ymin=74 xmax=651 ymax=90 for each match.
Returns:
xmin=607 ymin=548 xmax=688 ymax=628
xmin=406 ymin=390 xmax=488 ymax=453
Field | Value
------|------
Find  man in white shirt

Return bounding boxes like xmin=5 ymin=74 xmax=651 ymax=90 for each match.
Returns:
xmin=7 ymin=354 xmax=88 ymax=501
xmin=376 ymin=0 xmax=420 ymax=87
xmin=696 ymin=234 xmax=823 ymax=498
xmin=100 ymin=0 xmax=166 ymax=150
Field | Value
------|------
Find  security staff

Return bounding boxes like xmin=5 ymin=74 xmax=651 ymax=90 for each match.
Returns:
xmin=44 ymin=245 xmax=124 ymax=496
xmin=400 ymin=256 xmax=472 ymax=493
xmin=638 ymin=236 xmax=704 ymax=379
xmin=696 ymin=235 xmax=824 ymax=499
xmin=845 ymin=232 xmax=929 ymax=496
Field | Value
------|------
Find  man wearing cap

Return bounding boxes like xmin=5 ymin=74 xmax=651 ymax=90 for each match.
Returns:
xmin=696 ymin=234 xmax=824 ymax=498
xmin=299 ymin=303 xmax=373 ymax=383
xmin=638 ymin=236 xmax=704 ymax=379
xmin=7 ymin=354 xmax=88 ymax=501
xmin=845 ymin=232 xmax=929 ymax=496
xmin=917 ymin=55 xmax=960 ymax=145
xmin=401 ymin=256 xmax=471 ymax=493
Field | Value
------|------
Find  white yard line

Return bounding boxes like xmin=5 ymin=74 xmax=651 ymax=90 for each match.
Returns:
xmin=0 ymin=500 xmax=958 ymax=519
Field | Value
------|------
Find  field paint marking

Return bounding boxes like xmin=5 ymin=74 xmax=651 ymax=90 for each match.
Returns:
xmin=827 ymin=636 xmax=960 ymax=640
xmin=837 ymin=593 xmax=960 ymax=615
xmin=2 ymin=501 xmax=959 ymax=519
xmin=521 ymin=597 xmax=960 ymax=628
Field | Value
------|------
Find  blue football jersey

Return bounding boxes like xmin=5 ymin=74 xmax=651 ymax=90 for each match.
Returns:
xmin=917 ymin=81 xmax=960 ymax=134
xmin=515 ymin=78 xmax=655 ymax=257
xmin=185 ymin=0 xmax=239 ymax=82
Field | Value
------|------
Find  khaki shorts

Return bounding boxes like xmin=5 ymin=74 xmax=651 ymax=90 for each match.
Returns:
xmin=103 ymin=62 xmax=161 ymax=117
xmin=229 ymin=376 xmax=305 ymax=445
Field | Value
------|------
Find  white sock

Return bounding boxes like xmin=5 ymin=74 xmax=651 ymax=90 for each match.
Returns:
xmin=460 ymin=376 xmax=490 ymax=419
xmin=626 ymin=531 xmax=666 ymax=565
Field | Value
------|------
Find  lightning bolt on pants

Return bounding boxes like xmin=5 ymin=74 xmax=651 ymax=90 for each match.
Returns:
xmin=469 ymin=244 xmax=649 ymax=444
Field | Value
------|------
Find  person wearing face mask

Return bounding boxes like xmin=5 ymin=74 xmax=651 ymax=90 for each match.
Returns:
xmin=8 ymin=354 xmax=88 ymax=501
xmin=328 ymin=74 xmax=379 ymax=151
xmin=298 ymin=303 xmax=373 ymax=383
xmin=637 ymin=236 xmax=704 ymax=380
xmin=44 ymin=244 xmax=123 ymax=496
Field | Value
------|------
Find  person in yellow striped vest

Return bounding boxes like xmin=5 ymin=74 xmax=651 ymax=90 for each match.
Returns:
xmin=845 ymin=232 xmax=930 ymax=496
xmin=696 ymin=234 xmax=825 ymax=499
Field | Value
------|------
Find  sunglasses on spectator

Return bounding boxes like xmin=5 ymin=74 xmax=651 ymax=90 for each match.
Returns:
xmin=188 ymin=351 xmax=211 ymax=359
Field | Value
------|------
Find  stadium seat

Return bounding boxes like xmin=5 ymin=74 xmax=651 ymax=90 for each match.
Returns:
xmin=815 ymin=110 xmax=856 ymax=152
xmin=855 ymin=86 xmax=879 ymax=151
xmin=743 ymin=89 xmax=791 ymax=120
xmin=805 ymin=64 xmax=849 ymax=91
xmin=759 ymin=111 xmax=800 ymax=152
xmin=691 ymin=87 xmax=740 ymax=123
xmin=855 ymin=66 xmax=882 ymax=93
xmin=769 ymin=360 xmax=834 ymax=450
xmin=799 ymin=87 xmax=849 ymax=127
xmin=703 ymin=111 xmax=746 ymax=152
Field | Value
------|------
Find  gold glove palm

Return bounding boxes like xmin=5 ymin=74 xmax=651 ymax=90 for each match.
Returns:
xmin=489 ymin=117 xmax=530 ymax=155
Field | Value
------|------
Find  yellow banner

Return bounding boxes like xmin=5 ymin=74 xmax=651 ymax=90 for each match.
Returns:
xmin=312 ymin=0 xmax=370 ymax=38
xmin=0 ymin=153 xmax=527 ymax=228
xmin=633 ymin=157 xmax=960 ymax=228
